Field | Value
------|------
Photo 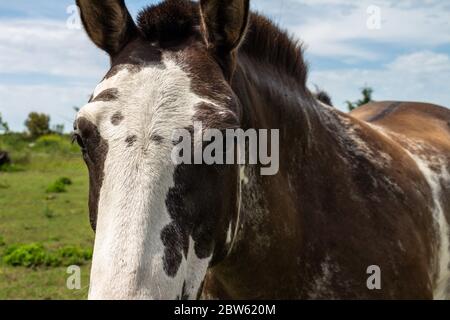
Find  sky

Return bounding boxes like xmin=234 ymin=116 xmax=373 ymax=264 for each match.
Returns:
xmin=0 ymin=0 xmax=449 ymax=131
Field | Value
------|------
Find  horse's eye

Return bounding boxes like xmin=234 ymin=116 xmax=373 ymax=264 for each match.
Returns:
xmin=72 ymin=132 xmax=86 ymax=151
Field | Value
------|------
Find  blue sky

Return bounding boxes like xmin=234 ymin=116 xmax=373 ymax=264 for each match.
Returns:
xmin=0 ymin=0 xmax=449 ymax=131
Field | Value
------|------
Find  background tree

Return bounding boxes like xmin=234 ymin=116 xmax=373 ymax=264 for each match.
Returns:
xmin=25 ymin=112 xmax=50 ymax=138
xmin=0 ymin=113 xmax=9 ymax=134
xmin=346 ymin=86 xmax=374 ymax=111
xmin=52 ymin=124 xmax=65 ymax=135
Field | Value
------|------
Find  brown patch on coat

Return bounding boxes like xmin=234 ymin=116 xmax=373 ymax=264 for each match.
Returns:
xmin=92 ymin=88 xmax=119 ymax=103
xmin=150 ymin=134 xmax=164 ymax=144
xmin=162 ymin=163 xmax=239 ymax=277
xmin=111 ymin=111 xmax=124 ymax=126
xmin=75 ymin=117 xmax=108 ymax=231
xmin=125 ymin=135 xmax=137 ymax=147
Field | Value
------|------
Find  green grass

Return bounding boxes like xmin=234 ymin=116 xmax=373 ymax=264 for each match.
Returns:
xmin=0 ymin=134 xmax=93 ymax=299
xmin=0 ymin=265 xmax=91 ymax=300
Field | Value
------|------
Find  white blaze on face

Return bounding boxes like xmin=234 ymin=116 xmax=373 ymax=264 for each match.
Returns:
xmin=77 ymin=55 xmax=214 ymax=299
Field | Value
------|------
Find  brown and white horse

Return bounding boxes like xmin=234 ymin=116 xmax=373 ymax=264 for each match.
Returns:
xmin=74 ymin=0 xmax=450 ymax=299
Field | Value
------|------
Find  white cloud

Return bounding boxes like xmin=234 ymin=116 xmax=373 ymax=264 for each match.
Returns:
xmin=254 ymin=1 xmax=450 ymax=110
xmin=1 ymin=1 xmax=449 ymax=131
xmin=255 ymin=0 xmax=450 ymax=61
xmin=0 ymin=18 xmax=107 ymax=130
xmin=388 ymin=51 xmax=450 ymax=73
xmin=0 ymin=83 xmax=92 ymax=131
xmin=0 ymin=19 xmax=107 ymax=78
xmin=309 ymin=51 xmax=450 ymax=110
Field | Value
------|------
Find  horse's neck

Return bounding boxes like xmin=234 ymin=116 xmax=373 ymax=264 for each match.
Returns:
xmin=231 ymin=59 xmax=342 ymax=235
xmin=211 ymin=59 xmax=352 ymax=297
xmin=232 ymin=56 xmax=340 ymax=170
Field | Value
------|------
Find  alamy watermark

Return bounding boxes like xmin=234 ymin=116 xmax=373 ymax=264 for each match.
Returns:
xmin=66 ymin=5 xmax=81 ymax=30
xmin=171 ymin=121 xmax=280 ymax=176
xmin=366 ymin=265 xmax=382 ymax=290
xmin=367 ymin=5 xmax=382 ymax=30
xmin=66 ymin=265 xmax=81 ymax=290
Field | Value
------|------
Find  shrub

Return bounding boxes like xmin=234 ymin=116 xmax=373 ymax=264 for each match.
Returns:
xmin=0 ymin=132 xmax=30 ymax=150
xmin=0 ymin=113 xmax=9 ymax=134
xmin=58 ymin=177 xmax=72 ymax=185
xmin=46 ymin=180 xmax=67 ymax=193
xmin=57 ymin=246 xmax=93 ymax=266
xmin=35 ymin=135 xmax=63 ymax=149
xmin=2 ymin=243 xmax=93 ymax=268
xmin=346 ymin=86 xmax=374 ymax=111
xmin=46 ymin=177 xmax=72 ymax=193
xmin=0 ymin=235 xmax=5 ymax=246
xmin=0 ymin=163 xmax=24 ymax=172
xmin=2 ymin=243 xmax=48 ymax=267
xmin=34 ymin=134 xmax=80 ymax=154
xmin=12 ymin=151 xmax=31 ymax=165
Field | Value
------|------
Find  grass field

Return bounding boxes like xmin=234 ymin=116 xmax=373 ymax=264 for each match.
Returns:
xmin=0 ymin=134 xmax=93 ymax=299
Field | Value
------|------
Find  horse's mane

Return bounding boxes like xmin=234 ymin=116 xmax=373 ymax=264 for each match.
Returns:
xmin=137 ymin=0 xmax=308 ymax=87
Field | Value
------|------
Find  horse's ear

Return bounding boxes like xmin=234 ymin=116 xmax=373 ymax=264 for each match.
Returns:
xmin=76 ymin=0 xmax=138 ymax=57
xmin=200 ymin=0 xmax=250 ymax=53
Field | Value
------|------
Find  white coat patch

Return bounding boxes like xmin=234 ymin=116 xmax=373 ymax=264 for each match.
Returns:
xmin=408 ymin=152 xmax=450 ymax=300
xmin=369 ymin=127 xmax=450 ymax=299
xmin=78 ymin=54 xmax=216 ymax=299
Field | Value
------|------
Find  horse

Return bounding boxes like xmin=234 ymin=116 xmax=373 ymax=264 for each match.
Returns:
xmin=74 ymin=0 xmax=450 ymax=299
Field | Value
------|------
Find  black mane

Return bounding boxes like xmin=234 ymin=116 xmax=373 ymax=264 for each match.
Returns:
xmin=137 ymin=0 xmax=308 ymax=86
